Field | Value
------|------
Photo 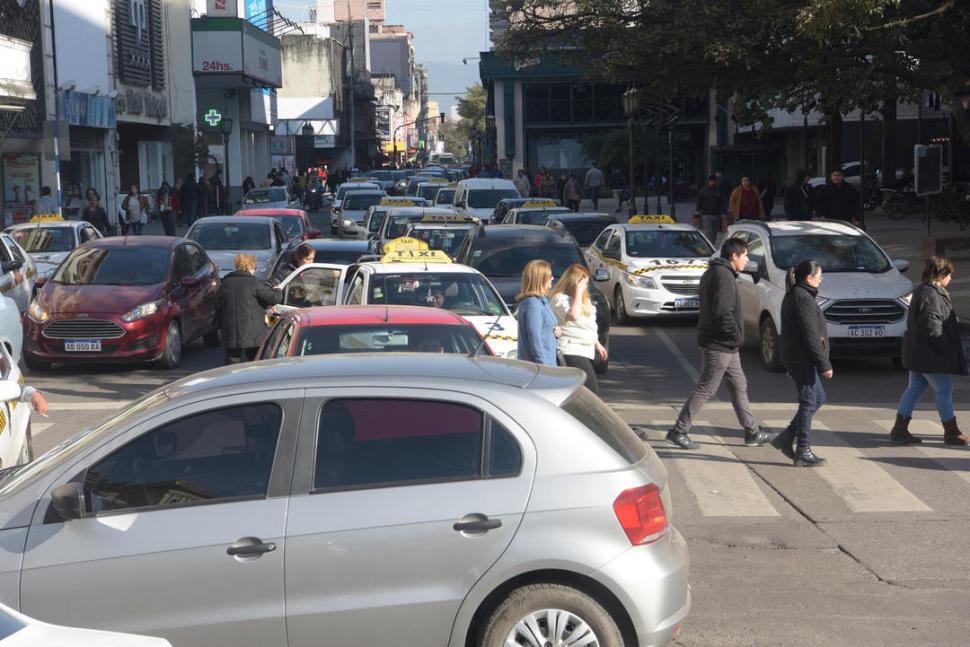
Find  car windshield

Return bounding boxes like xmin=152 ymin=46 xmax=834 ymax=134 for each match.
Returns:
xmin=562 ymin=388 xmax=646 ymax=464
xmin=625 ymin=230 xmax=713 ymax=258
xmin=436 ymin=189 xmax=456 ymax=204
xmin=343 ymin=194 xmax=384 ymax=211
xmin=771 ymin=234 xmax=891 ymax=272
xmin=370 ymin=170 xmax=393 ymax=181
xmin=515 ymin=209 xmax=566 ymax=225
xmin=471 ymin=241 xmax=585 ymax=278
xmin=295 ymin=323 xmax=484 ymax=355
xmin=419 ymin=184 xmax=447 ymax=200
xmin=368 ymin=272 xmax=507 ymax=316
xmin=189 ymin=222 xmax=271 ymax=250
xmin=368 ymin=210 xmax=388 ymax=233
xmin=314 ymin=248 xmax=367 ymax=264
xmin=54 ymin=247 xmax=170 ymax=285
xmin=385 ymin=213 xmax=426 ymax=239
xmin=468 ymin=189 xmax=521 ymax=209
xmin=245 ymin=188 xmax=286 ymax=204
xmin=274 ymin=215 xmax=305 ymax=238
xmin=337 ymin=186 xmax=375 ymax=200
xmin=559 ymin=219 xmax=615 ymax=247
xmin=408 ymin=227 xmax=472 ymax=258
xmin=0 ymin=607 xmax=24 ymax=640
xmin=9 ymin=227 xmax=74 ymax=253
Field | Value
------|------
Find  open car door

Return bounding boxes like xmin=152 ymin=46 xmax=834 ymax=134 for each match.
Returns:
xmin=277 ymin=263 xmax=349 ymax=312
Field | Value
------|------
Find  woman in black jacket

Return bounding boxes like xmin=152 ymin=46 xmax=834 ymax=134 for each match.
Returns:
xmin=783 ymin=169 xmax=814 ymax=220
xmin=890 ymin=257 xmax=969 ymax=445
xmin=771 ymin=259 xmax=831 ymax=466
xmin=267 ymin=242 xmax=315 ymax=288
xmin=217 ymin=253 xmax=283 ymax=364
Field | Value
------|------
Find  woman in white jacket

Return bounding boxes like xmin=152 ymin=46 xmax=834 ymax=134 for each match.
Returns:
xmin=550 ymin=263 xmax=608 ymax=393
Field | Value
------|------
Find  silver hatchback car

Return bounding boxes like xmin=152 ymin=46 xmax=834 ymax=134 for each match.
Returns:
xmin=0 ymin=355 xmax=689 ymax=647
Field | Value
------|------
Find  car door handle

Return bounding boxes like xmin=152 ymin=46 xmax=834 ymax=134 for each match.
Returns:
xmin=453 ymin=516 xmax=502 ymax=532
xmin=226 ymin=537 xmax=277 ymax=557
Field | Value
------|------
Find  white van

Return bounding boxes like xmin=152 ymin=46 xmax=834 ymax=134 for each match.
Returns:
xmin=453 ymin=178 xmax=521 ymax=224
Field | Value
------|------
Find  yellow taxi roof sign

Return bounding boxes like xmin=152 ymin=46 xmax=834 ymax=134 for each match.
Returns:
xmin=30 ymin=214 xmax=64 ymax=222
xmin=522 ymin=200 xmax=557 ymax=208
xmin=381 ymin=198 xmax=416 ymax=206
xmin=422 ymin=178 xmax=449 ymax=184
xmin=349 ymin=177 xmax=377 ymax=183
xmin=381 ymin=249 xmax=452 ymax=264
xmin=629 ymin=214 xmax=675 ymax=224
xmin=382 ymin=236 xmax=430 ymax=253
xmin=421 ymin=214 xmax=469 ymax=223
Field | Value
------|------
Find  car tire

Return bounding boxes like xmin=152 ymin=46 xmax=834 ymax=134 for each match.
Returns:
xmin=759 ymin=317 xmax=783 ymax=372
xmin=203 ymin=329 xmax=221 ymax=347
xmin=156 ymin=320 xmax=182 ymax=370
xmin=480 ymin=583 xmax=624 ymax=647
xmin=23 ymin=354 xmax=51 ymax=372
xmin=612 ymin=286 xmax=631 ymax=326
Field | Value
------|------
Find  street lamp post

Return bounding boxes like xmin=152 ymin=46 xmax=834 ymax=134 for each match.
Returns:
xmin=622 ymin=88 xmax=640 ymax=217
xmin=220 ymin=117 xmax=233 ymax=214
xmin=302 ymin=122 xmax=314 ymax=174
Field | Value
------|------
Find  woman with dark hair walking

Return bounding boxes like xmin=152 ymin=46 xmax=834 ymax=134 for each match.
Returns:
xmin=889 ymin=256 xmax=969 ymax=445
xmin=771 ymin=259 xmax=831 ymax=466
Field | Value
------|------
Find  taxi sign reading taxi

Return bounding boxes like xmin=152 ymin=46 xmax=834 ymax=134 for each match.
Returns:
xmin=421 ymin=214 xmax=472 ymax=223
xmin=381 ymin=249 xmax=452 ymax=264
xmin=382 ymin=236 xmax=430 ymax=254
xmin=380 ymin=198 xmax=417 ymax=206
xmin=522 ymin=200 xmax=557 ymax=208
xmin=30 ymin=214 xmax=64 ymax=222
xmin=629 ymin=215 xmax=675 ymax=224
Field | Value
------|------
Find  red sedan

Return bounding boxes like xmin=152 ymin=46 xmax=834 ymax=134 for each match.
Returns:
xmin=257 ymin=305 xmax=492 ymax=359
xmin=235 ymin=208 xmax=321 ymax=244
xmin=23 ymin=236 xmax=221 ymax=370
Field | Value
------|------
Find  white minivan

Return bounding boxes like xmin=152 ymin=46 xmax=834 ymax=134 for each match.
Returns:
xmin=453 ymin=178 xmax=520 ymax=224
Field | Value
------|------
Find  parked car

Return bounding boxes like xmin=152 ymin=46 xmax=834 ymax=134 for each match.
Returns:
xmin=453 ymin=178 xmax=521 ymax=223
xmin=0 ymin=232 xmax=37 ymax=313
xmin=546 ymin=212 xmax=620 ymax=248
xmin=403 ymin=220 xmax=477 ymax=260
xmin=434 ymin=186 xmax=457 ymax=207
xmin=234 ymin=209 xmax=321 ymax=244
xmin=376 ymin=207 xmax=459 ymax=251
xmin=5 ymin=218 xmax=102 ymax=290
xmin=721 ymin=219 xmax=913 ymax=369
xmin=23 ymin=236 xmax=221 ymax=370
xmin=500 ymin=206 xmax=571 ymax=226
xmin=455 ymin=224 xmax=611 ymax=373
xmin=336 ymin=191 xmax=387 ymax=239
xmin=258 ymin=305 xmax=491 ymax=358
xmin=0 ymin=604 xmax=171 ymax=646
xmin=491 ymin=198 xmax=559 ymax=225
xmin=241 ymin=187 xmax=300 ymax=211
xmin=0 ymin=354 xmax=688 ymax=647
xmin=186 ymin=216 xmax=287 ymax=279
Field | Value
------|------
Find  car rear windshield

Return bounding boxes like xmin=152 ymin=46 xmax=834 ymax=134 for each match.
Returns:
xmin=625 ymin=230 xmax=713 ymax=258
xmin=343 ymin=194 xmax=384 ymax=210
xmin=468 ymin=189 xmax=521 ymax=209
xmin=385 ymin=213 xmax=426 ymax=239
xmin=245 ymin=188 xmax=286 ymax=204
xmin=9 ymin=227 xmax=74 ymax=253
xmin=408 ymin=227 xmax=472 ymax=258
xmin=314 ymin=249 xmax=367 ymax=265
xmin=436 ymin=190 xmax=456 ymax=204
xmin=274 ymin=215 xmax=305 ymax=238
xmin=368 ymin=272 xmax=506 ymax=317
xmin=516 ymin=209 xmax=565 ymax=226
xmin=189 ymin=222 xmax=271 ymax=250
xmin=54 ymin=247 xmax=170 ymax=285
xmin=559 ymin=219 xmax=616 ymax=247
xmin=368 ymin=210 xmax=388 ymax=233
xmin=370 ymin=171 xmax=393 ymax=181
xmin=419 ymin=184 xmax=447 ymax=200
xmin=770 ymin=234 xmax=891 ymax=272
xmin=296 ymin=323 xmax=484 ymax=355
xmin=561 ymin=388 xmax=647 ymax=464
xmin=470 ymin=241 xmax=585 ymax=279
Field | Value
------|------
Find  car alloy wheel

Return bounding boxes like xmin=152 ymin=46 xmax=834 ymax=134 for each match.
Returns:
xmin=505 ymin=608 xmax=600 ymax=647
xmin=613 ymin=286 xmax=630 ymax=325
xmin=157 ymin=321 xmax=182 ymax=369
xmin=760 ymin=317 xmax=782 ymax=372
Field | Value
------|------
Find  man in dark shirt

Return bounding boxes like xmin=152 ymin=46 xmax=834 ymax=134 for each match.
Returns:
xmin=815 ymin=169 xmax=860 ymax=225
xmin=695 ymin=174 xmax=725 ymax=242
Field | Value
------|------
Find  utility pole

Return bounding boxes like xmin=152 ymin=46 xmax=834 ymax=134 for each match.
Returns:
xmin=347 ymin=9 xmax=356 ymax=169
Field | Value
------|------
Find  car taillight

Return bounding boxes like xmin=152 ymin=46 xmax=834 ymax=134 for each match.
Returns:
xmin=613 ymin=483 xmax=668 ymax=545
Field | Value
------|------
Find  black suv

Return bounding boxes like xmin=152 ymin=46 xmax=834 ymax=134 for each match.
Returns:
xmin=454 ymin=225 xmax=611 ymax=373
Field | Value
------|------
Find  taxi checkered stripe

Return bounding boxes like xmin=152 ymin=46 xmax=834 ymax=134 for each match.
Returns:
xmin=629 ymin=264 xmax=709 ymax=275
xmin=486 ymin=333 xmax=517 ymax=342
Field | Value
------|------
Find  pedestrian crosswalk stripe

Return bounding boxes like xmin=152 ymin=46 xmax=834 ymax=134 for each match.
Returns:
xmin=31 ymin=422 xmax=53 ymax=436
xmin=651 ymin=420 xmax=779 ymax=517
xmin=764 ymin=420 xmax=931 ymax=513
xmin=875 ymin=419 xmax=970 ymax=485
xmin=48 ymin=401 xmax=125 ymax=411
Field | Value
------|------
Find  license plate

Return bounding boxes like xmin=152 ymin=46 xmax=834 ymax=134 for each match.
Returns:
xmin=848 ymin=326 xmax=886 ymax=338
xmin=675 ymin=298 xmax=699 ymax=309
xmin=64 ymin=340 xmax=101 ymax=352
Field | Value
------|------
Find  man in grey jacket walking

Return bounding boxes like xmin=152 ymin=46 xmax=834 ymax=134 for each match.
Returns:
xmin=584 ymin=162 xmax=605 ymax=210
xmin=667 ymin=237 xmax=776 ymax=449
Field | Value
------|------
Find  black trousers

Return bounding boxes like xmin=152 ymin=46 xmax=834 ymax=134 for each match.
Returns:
xmin=224 ymin=347 xmax=259 ymax=365
xmin=783 ymin=362 xmax=826 ymax=448
xmin=564 ymin=354 xmax=598 ymax=394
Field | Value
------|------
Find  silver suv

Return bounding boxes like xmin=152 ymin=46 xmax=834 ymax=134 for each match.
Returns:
xmin=0 ymin=355 xmax=689 ymax=647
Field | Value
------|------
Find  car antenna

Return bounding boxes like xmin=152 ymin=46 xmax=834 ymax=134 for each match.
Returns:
xmin=383 ymin=305 xmax=390 ymax=323
xmin=470 ymin=315 xmax=503 ymax=359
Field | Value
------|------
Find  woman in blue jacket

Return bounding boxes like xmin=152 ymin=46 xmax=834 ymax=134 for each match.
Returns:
xmin=516 ymin=260 xmax=561 ymax=365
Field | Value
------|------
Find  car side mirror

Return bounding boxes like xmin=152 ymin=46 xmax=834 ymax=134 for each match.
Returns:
xmin=892 ymin=259 xmax=910 ymax=273
xmin=1 ymin=261 xmax=23 ymax=274
xmin=180 ymin=276 xmax=200 ymax=287
xmin=594 ymin=268 xmax=609 ymax=282
xmin=51 ymin=482 xmax=84 ymax=521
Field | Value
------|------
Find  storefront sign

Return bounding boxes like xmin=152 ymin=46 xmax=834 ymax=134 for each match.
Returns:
xmin=114 ymin=88 xmax=168 ymax=120
xmin=116 ymin=0 xmax=165 ymax=90
xmin=0 ymin=35 xmax=34 ymax=102
xmin=313 ymin=136 xmax=335 ymax=149
xmin=2 ymin=154 xmax=40 ymax=225
xmin=204 ymin=109 xmax=223 ymax=127
xmin=60 ymin=91 xmax=117 ymax=128
xmin=192 ymin=18 xmax=282 ymax=88
xmin=207 ymin=0 xmax=238 ymax=16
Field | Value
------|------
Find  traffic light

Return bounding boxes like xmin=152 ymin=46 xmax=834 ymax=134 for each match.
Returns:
xmin=439 ymin=112 xmax=446 ymax=124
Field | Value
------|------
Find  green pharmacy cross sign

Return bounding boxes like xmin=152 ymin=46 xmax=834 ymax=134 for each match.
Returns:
xmin=204 ymin=109 xmax=222 ymax=127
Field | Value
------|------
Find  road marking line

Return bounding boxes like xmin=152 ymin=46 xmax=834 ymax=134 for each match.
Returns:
xmin=771 ymin=420 xmax=931 ymax=513
xmin=48 ymin=401 xmax=126 ymax=412
xmin=652 ymin=419 xmax=779 ymax=517
xmin=875 ymin=419 xmax=970 ymax=485
xmin=31 ymin=422 xmax=53 ymax=436
xmin=653 ymin=328 xmax=702 ymax=384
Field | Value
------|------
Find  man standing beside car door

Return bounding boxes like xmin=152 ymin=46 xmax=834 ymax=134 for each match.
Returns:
xmin=666 ymin=237 xmax=777 ymax=450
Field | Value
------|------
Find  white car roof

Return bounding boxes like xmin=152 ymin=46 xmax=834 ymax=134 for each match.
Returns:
xmin=360 ymin=261 xmax=482 ymax=276
xmin=734 ymin=220 xmax=861 ymax=237
xmin=613 ymin=222 xmax=700 ymax=232
xmin=339 ymin=183 xmax=381 ymax=191
xmin=457 ymin=178 xmax=517 ymax=189
xmin=6 ymin=221 xmax=88 ymax=231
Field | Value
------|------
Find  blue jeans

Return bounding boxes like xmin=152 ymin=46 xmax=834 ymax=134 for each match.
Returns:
xmin=129 ymin=221 xmax=144 ymax=235
xmin=784 ymin=363 xmax=826 ymax=449
xmin=897 ymin=371 xmax=954 ymax=420
xmin=589 ymin=186 xmax=600 ymax=209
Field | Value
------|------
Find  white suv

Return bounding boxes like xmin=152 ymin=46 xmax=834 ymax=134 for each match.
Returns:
xmin=721 ymin=220 xmax=913 ymax=370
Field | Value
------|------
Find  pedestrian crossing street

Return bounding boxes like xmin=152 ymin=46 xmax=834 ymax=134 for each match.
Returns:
xmin=610 ymin=402 xmax=970 ymax=519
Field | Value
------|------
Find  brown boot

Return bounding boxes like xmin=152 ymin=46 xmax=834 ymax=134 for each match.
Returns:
xmin=942 ymin=418 xmax=969 ymax=446
xmin=889 ymin=414 xmax=921 ymax=444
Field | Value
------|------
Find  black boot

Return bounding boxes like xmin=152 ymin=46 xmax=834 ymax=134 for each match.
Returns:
xmin=771 ymin=425 xmax=796 ymax=460
xmin=793 ymin=446 xmax=826 ymax=467
xmin=665 ymin=429 xmax=698 ymax=450
xmin=889 ymin=414 xmax=921 ymax=444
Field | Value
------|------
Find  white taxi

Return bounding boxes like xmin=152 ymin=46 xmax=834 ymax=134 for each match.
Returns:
xmin=4 ymin=215 xmax=102 ymax=288
xmin=0 ymin=341 xmax=35 ymax=469
xmin=585 ymin=215 xmax=715 ymax=323
xmin=342 ymin=243 xmax=519 ymax=358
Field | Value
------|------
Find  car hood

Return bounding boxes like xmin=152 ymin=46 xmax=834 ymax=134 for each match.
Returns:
xmin=43 ymin=282 xmax=163 ymax=315
xmin=625 ymin=256 xmax=710 ymax=275
xmin=814 ymin=270 xmax=912 ymax=300
xmin=341 ymin=209 xmax=368 ymax=223
xmin=465 ymin=207 xmax=495 ymax=220
xmin=30 ymin=251 xmax=69 ymax=277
